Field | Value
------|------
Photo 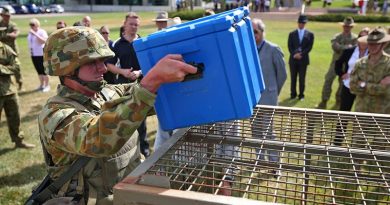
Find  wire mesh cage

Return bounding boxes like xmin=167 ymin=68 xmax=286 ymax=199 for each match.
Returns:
xmin=115 ymin=105 xmax=390 ymax=205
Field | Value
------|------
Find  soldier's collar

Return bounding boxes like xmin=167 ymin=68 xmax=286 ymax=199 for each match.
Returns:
xmin=57 ymin=84 xmax=91 ymax=104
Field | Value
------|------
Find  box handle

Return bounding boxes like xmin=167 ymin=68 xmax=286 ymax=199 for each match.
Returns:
xmin=182 ymin=62 xmax=204 ymax=82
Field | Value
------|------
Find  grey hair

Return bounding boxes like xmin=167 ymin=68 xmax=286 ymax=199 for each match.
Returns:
xmin=252 ymin=18 xmax=265 ymax=32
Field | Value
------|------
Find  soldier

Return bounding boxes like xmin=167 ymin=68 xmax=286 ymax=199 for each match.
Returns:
xmin=38 ymin=27 xmax=196 ymax=204
xmin=0 ymin=8 xmax=22 ymax=90
xmin=350 ymin=27 xmax=390 ymax=114
xmin=317 ymin=17 xmax=358 ymax=109
xmin=0 ymin=41 xmax=35 ymax=149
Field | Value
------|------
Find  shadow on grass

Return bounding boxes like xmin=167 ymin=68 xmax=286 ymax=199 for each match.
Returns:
xmin=18 ymin=89 xmax=40 ymax=97
xmin=279 ymin=97 xmax=299 ymax=107
xmin=0 ymin=163 xmax=46 ymax=188
xmin=0 ymin=147 xmax=16 ymax=155
xmin=0 ymin=105 xmax=43 ymax=127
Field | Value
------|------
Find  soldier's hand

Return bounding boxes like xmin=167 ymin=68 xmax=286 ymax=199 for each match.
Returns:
xmin=140 ymin=54 xmax=197 ymax=93
xmin=7 ymin=33 xmax=17 ymax=39
xmin=380 ymin=76 xmax=390 ymax=86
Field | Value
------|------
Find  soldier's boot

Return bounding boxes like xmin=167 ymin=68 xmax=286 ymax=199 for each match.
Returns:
xmin=316 ymin=100 xmax=327 ymax=109
xmin=15 ymin=141 xmax=35 ymax=149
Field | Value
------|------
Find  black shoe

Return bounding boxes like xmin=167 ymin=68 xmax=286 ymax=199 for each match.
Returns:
xmin=290 ymin=95 xmax=297 ymax=100
xmin=298 ymin=96 xmax=304 ymax=101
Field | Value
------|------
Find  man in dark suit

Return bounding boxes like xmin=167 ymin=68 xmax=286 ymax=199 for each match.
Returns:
xmin=287 ymin=15 xmax=314 ymax=100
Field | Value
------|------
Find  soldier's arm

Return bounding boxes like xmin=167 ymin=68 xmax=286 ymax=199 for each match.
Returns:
xmin=349 ymin=61 xmax=365 ymax=95
xmin=48 ymin=84 xmax=156 ymax=157
xmin=331 ymin=34 xmax=345 ymax=53
xmin=0 ymin=46 xmax=19 ymax=75
xmin=7 ymin=24 xmax=19 ymax=39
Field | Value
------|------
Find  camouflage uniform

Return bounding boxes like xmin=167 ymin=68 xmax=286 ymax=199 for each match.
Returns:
xmin=0 ymin=18 xmax=22 ymax=87
xmin=350 ymin=52 xmax=390 ymax=114
xmin=318 ymin=32 xmax=357 ymax=109
xmin=38 ymin=27 xmax=156 ymax=204
xmin=0 ymin=41 xmax=24 ymax=144
xmin=384 ymin=43 xmax=390 ymax=55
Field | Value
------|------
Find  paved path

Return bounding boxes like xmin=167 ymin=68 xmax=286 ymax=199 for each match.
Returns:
xmin=250 ymin=7 xmax=327 ymax=21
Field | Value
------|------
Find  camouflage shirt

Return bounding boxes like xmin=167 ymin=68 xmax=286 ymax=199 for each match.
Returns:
xmin=384 ymin=43 xmax=390 ymax=55
xmin=0 ymin=20 xmax=19 ymax=54
xmin=0 ymin=41 xmax=19 ymax=96
xmin=350 ymin=52 xmax=390 ymax=114
xmin=38 ymin=83 xmax=155 ymax=166
xmin=331 ymin=32 xmax=358 ymax=62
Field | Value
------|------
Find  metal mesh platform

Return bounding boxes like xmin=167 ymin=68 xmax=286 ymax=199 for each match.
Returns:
xmin=119 ymin=105 xmax=390 ymax=205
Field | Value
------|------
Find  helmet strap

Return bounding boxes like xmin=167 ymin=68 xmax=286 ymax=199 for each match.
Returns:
xmin=63 ymin=77 xmax=97 ymax=97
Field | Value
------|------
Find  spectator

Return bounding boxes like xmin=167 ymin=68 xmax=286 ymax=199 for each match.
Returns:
xmin=335 ymin=27 xmax=369 ymax=112
xmin=73 ymin=21 xmax=82 ymax=26
xmin=106 ymin=12 xmax=150 ymax=157
xmin=350 ymin=27 xmax=390 ymax=114
xmin=0 ymin=8 xmax=22 ymax=90
xmin=176 ymin=0 xmax=182 ymax=11
xmin=264 ymin=0 xmax=271 ymax=11
xmin=383 ymin=0 xmax=388 ymax=15
xmin=99 ymin=25 xmax=113 ymax=48
xmin=252 ymin=18 xmax=287 ymax=175
xmin=82 ymin=16 xmax=91 ymax=27
xmin=28 ymin=18 xmax=49 ymax=92
xmin=204 ymin=9 xmax=215 ymax=16
xmin=287 ymin=15 xmax=314 ymax=101
xmin=317 ymin=17 xmax=358 ymax=109
xmin=56 ymin=20 xmax=67 ymax=29
xmin=153 ymin=11 xmax=169 ymax=31
xmin=0 ymin=41 xmax=35 ymax=149
xmin=171 ymin=17 xmax=182 ymax=25
xmin=333 ymin=28 xmax=369 ymax=146
xmin=99 ymin=25 xmax=116 ymax=84
xmin=37 ymin=27 xmax=196 ymax=204
xmin=253 ymin=0 xmax=260 ymax=12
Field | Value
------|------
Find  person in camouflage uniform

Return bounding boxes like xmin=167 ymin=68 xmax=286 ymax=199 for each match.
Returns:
xmin=0 ymin=8 xmax=22 ymax=90
xmin=38 ymin=27 xmax=196 ymax=204
xmin=317 ymin=17 xmax=358 ymax=109
xmin=0 ymin=41 xmax=35 ymax=148
xmin=350 ymin=27 xmax=390 ymax=114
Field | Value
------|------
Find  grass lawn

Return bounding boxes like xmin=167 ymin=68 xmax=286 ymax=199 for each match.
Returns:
xmin=0 ymin=11 xmax=385 ymax=204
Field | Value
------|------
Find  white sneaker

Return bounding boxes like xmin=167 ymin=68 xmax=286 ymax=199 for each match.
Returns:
xmin=42 ymin=85 xmax=51 ymax=92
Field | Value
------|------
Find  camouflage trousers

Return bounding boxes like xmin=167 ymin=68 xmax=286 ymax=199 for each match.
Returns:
xmin=0 ymin=94 xmax=23 ymax=143
xmin=320 ymin=62 xmax=342 ymax=104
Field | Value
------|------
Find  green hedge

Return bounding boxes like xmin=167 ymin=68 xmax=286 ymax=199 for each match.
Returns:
xmin=308 ymin=14 xmax=390 ymax=22
xmin=168 ymin=9 xmax=205 ymax=20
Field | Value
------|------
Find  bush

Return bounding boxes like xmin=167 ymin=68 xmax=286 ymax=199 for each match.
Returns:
xmin=168 ymin=9 xmax=205 ymax=20
xmin=308 ymin=14 xmax=390 ymax=23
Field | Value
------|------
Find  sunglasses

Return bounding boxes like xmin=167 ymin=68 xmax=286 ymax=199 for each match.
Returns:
xmin=101 ymin=32 xmax=109 ymax=35
xmin=254 ymin=29 xmax=263 ymax=34
xmin=29 ymin=23 xmax=35 ymax=27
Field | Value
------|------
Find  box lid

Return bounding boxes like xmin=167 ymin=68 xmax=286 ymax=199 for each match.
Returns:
xmin=134 ymin=7 xmax=249 ymax=52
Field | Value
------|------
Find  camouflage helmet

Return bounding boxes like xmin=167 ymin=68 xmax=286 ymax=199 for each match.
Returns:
xmin=43 ymin=27 xmax=114 ymax=76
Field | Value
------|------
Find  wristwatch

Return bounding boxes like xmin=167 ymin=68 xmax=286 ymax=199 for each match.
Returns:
xmin=359 ymin=81 xmax=366 ymax=88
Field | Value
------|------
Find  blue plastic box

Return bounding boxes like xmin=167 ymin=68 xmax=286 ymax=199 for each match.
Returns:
xmin=134 ymin=7 xmax=264 ymax=130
